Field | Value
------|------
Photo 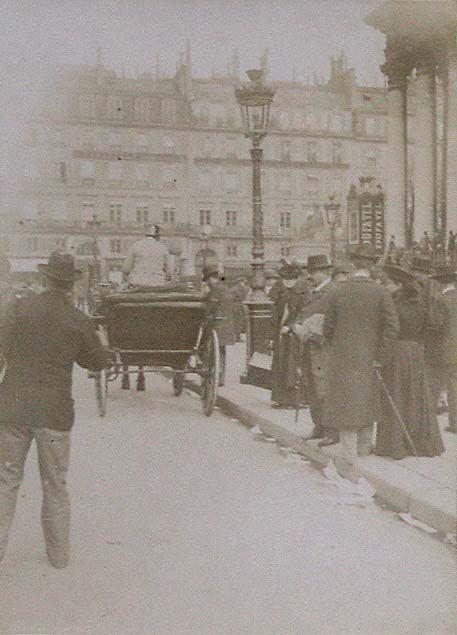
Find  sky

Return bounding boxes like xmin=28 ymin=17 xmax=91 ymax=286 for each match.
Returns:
xmin=1 ymin=0 xmax=386 ymax=100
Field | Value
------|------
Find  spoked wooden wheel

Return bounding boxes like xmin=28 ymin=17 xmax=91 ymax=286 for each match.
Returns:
xmin=201 ymin=329 xmax=220 ymax=416
xmin=95 ymin=367 xmax=108 ymax=417
xmin=172 ymin=372 xmax=185 ymax=396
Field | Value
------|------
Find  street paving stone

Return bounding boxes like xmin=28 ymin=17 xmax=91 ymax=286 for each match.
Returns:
xmin=0 ymin=368 xmax=455 ymax=634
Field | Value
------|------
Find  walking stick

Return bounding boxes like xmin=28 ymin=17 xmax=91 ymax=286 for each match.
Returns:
xmin=374 ymin=368 xmax=419 ymax=457
xmin=291 ymin=332 xmax=302 ymax=425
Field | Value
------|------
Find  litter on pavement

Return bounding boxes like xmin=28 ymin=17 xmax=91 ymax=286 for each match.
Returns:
xmin=398 ymin=512 xmax=438 ymax=534
xmin=284 ymin=453 xmax=310 ymax=465
xmin=321 ymin=460 xmax=376 ymax=508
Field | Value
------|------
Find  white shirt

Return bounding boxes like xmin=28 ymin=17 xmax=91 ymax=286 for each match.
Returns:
xmin=122 ymin=237 xmax=169 ymax=286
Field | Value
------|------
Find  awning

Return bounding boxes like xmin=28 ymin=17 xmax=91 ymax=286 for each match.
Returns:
xmin=9 ymin=258 xmax=47 ymax=272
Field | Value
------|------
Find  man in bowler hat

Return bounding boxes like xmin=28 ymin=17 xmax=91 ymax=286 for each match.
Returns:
xmin=293 ymin=255 xmax=337 ymax=445
xmin=0 ymin=252 xmax=112 ymax=567
xmin=202 ymin=264 xmax=236 ymax=386
xmin=323 ymin=245 xmax=399 ymax=460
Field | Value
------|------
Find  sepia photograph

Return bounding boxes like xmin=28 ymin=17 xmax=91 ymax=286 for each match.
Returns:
xmin=0 ymin=0 xmax=456 ymax=633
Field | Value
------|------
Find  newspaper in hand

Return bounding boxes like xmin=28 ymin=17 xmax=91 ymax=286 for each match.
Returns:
xmin=292 ymin=313 xmax=324 ymax=342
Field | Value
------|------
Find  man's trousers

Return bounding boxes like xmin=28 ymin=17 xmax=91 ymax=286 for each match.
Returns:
xmin=0 ymin=421 xmax=71 ymax=566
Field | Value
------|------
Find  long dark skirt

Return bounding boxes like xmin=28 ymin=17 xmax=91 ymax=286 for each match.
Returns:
xmin=271 ymin=332 xmax=305 ymax=407
xmin=375 ymin=340 xmax=444 ymax=460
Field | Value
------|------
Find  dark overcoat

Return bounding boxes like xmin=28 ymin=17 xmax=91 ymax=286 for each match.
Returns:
xmin=297 ymin=280 xmax=336 ymax=402
xmin=323 ymin=277 xmax=399 ymax=431
xmin=437 ymin=288 xmax=457 ymax=368
xmin=204 ymin=282 xmax=236 ymax=347
xmin=0 ymin=290 xmax=110 ymax=431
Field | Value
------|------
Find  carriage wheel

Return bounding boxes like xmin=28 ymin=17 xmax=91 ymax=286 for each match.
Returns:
xmin=201 ymin=329 xmax=220 ymax=416
xmin=173 ymin=372 xmax=185 ymax=396
xmin=95 ymin=367 xmax=108 ymax=417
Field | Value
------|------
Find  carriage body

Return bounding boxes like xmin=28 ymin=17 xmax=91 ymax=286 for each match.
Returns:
xmin=91 ymin=288 xmax=220 ymax=416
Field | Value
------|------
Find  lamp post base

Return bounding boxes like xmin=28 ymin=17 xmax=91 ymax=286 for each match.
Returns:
xmin=240 ymin=286 xmax=273 ymax=390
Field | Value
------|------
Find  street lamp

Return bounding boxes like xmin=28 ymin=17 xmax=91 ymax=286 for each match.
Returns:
xmin=235 ymin=69 xmax=275 ymax=295
xmin=87 ymin=213 xmax=102 ymax=282
xmin=235 ymin=69 xmax=276 ymax=388
xmin=324 ymin=195 xmax=341 ymax=264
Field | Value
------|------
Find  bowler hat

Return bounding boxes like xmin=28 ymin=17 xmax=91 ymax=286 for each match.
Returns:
xmin=384 ymin=265 xmax=417 ymax=285
xmin=202 ymin=264 xmax=219 ymax=281
xmin=332 ymin=262 xmax=354 ymax=278
xmin=307 ymin=254 xmax=331 ymax=272
xmin=348 ymin=244 xmax=378 ymax=263
xmin=432 ymin=264 xmax=456 ymax=283
xmin=38 ymin=251 xmax=82 ymax=282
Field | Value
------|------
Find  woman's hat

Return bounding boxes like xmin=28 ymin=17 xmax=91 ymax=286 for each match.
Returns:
xmin=38 ymin=252 xmax=82 ymax=282
xmin=411 ymin=257 xmax=432 ymax=274
xmin=432 ymin=264 xmax=456 ymax=283
xmin=384 ymin=265 xmax=417 ymax=285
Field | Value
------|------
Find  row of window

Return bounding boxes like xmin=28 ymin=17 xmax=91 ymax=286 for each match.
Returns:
xmin=79 ymin=95 xmax=168 ymax=124
xmin=77 ymin=160 xmax=348 ymax=197
xmin=23 ymin=235 xmax=291 ymax=259
xmin=83 ymin=204 xmax=315 ymax=230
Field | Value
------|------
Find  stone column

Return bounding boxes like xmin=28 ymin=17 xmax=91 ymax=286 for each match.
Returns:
xmin=446 ymin=40 xmax=457 ymax=233
xmin=382 ymin=49 xmax=409 ymax=246
xmin=413 ymin=54 xmax=437 ymax=240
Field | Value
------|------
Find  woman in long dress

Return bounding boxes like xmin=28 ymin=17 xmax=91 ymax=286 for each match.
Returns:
xmin=375 ymin=266 xmax=444 ymax=459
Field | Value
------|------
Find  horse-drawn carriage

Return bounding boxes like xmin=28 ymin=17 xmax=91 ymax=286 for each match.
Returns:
xmin=90 ymin=287 xmax=220 ymax=417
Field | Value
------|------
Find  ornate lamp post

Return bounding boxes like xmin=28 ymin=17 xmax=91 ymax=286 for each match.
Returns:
xmin=324 ymin=195 xmax=341 ymax=263
xmin=235 ymin=69 xmax=276 ymax=388
xmin=235 ymin=69 xmax=275 ymax=295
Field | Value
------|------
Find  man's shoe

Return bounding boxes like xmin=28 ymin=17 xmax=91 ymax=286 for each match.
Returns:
xmin=318 ymin=436 xmax=339 ymax=447
xmin=304 ymin=429 xmax=325 ymax=441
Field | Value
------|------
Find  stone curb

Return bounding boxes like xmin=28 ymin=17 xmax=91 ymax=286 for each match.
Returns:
xmin=186 ymin=379 xmax=456 ymax=535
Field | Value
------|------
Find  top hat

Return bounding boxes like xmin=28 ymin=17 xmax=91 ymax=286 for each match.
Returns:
xmin=432 ymin=264 xmax=456 ymax=283
xmin=411 ymin=256 xmax=432 ymax=274
xmin=348 ymin=244 xmax=378 ymax=263
xmin=307 ymin=254 xmax=332 ymax=272
xmin=202 ymin=264 xmax=219 ymax=281
xmin=384 ymin=265 xmax=417 ymax=285
xmin=38 ymin=251 xmax=82 ymax=282
xmin=278 ymin=261 xmax=301 ymax=280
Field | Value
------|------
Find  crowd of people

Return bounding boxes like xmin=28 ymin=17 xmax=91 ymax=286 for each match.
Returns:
xmin=267 ymin=244 xmax=456 ymax=461
xmin=0 ymin=232 xmax=455 ymax=568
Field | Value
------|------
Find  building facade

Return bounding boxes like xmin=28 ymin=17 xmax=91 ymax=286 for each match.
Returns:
xmin=2 ymin=50 xmax=395 ymax=278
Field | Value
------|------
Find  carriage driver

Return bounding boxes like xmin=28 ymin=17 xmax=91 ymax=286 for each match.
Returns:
xmin=122 ymin=223 xmax=171 ymax=289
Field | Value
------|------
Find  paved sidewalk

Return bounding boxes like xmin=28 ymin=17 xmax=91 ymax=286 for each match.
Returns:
xmin=192 ymin=342 xmax=457 ymax=534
